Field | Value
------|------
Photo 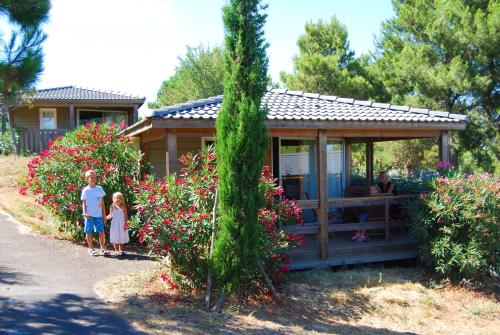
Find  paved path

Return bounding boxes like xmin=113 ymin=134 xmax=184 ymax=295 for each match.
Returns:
xmin=0 ymin=211 xmax=155 ymax=334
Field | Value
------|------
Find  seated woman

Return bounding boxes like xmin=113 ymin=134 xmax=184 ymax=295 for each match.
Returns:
xmin=376 ymin=171 xmax=396 ymax=194
xmin=352 ymin=186 xmax=378 ymax=242
xmin=353 ymin=172 xmax=396 ymax=242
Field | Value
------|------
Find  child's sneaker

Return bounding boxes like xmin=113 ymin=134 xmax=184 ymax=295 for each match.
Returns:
xmin=100 ymin=249 xmax=110 ymax=256
xmin=88 ymin=249 xmax=98 ymax=256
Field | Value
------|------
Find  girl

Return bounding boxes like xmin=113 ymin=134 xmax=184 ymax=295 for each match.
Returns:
xmin=106 ymin=192 xmax=129 ymax=255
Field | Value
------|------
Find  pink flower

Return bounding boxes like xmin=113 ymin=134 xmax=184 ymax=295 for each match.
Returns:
xmin=18 ymin=186 xmax=28 ymax=196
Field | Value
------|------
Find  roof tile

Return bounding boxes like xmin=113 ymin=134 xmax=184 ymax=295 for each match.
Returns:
xmin=35 ymin=86 xmax=145 ymax=104
xmin=148 ymin=90 xmax=466 ymax=125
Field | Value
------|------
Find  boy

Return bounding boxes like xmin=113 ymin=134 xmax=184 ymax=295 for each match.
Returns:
xmin=81 ymin=170 xmax=109 ymax=256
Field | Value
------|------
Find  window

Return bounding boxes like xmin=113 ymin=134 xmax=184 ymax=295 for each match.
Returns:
xmin=78 ymin=110 xmax=127 ymax=126
xmin=201 ymin=137 xmax=215 ymax=148
xmin=280 ymin=138 xmax=318 ymax=224
xmin=40 ymin=108 xmax=57 ymax=129
xmin=327 ymin=139 xmax=344 ymax=198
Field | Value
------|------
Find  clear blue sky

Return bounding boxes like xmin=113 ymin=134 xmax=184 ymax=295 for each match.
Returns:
xmin=37 ymin=0 xmax=394 ymax=112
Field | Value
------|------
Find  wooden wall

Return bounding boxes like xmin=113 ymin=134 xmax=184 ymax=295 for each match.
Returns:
xmin=12 ymin=106 xmax=70 ymax=130
xmin=12 ymin=105 xmax=136 ymax=130
xmin=146 ymin=136 xmax=203 ymax=177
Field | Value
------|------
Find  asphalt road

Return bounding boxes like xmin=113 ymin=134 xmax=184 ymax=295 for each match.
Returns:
xmin=0 ymin=211 xmax=155 ymax=335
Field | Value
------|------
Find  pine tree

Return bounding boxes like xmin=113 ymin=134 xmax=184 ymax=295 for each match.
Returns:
xmin=213 ymin=0 xmax=269 ymax=292
xmin=0 ymin=0 xmax=50 ymax=153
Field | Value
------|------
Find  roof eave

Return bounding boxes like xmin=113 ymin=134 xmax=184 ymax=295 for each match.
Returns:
xmin=147 ymin=117 xmax=466 ymax=131
xmin=34 ymin=98 xmax=146 ymax=106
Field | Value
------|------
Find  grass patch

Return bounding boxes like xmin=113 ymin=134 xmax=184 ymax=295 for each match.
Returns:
xmin=0 ymin=155 xmax=68 ymax=238
xmin=96 ymin=265 xmax=500 ymax=335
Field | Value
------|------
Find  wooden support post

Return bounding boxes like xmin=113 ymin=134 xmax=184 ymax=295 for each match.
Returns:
xmin=69 ymin=104 xmax=75 ymax=129
xmin=440 ymin=131 xmax=450 ymax=163
xmin=318 ymin=130 xmax=328 ymax=260
xmin=166 ymin=130 xmax=177 ymax=175
xmin=345 ymin=141 xmax=352 ymax=187
xmin=385 ymin=198 xmax=390 ymax=241
xmin=366 ymin=140 xmax=374 ymax=184
xmin=133 ymin=104 xmax=139 ymax=124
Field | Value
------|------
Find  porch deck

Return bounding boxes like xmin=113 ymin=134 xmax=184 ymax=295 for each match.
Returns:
xmin=288 ymin=231 xmax=417 ymax=270
xmin=285 ymin=194 xmax=418 ymax=270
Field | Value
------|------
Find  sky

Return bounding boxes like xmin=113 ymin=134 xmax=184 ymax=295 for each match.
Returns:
xmin=35 ymin=0 xmax=394 ymax=112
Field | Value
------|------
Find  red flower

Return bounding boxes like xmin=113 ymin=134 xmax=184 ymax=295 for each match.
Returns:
xmin=18 ymin=186 xmax=28 ymax=196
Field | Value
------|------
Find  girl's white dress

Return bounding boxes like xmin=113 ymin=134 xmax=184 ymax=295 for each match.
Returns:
xmin=110 ymin=205 xmax=129 ymax=244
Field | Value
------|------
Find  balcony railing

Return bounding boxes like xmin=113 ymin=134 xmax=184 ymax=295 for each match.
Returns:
xmin=17 ymin=128 xmax=71 ymax=153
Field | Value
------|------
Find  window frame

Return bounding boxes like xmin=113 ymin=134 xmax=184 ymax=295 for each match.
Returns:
xmin=76 ymin=109 xmax=128 ymax=126
xmin=39 ymin=108 xmax=57 ymax=130
xmin=201 ymin=137 xmax=215 ymax=149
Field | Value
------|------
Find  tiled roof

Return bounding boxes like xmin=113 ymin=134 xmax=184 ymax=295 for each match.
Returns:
xmin=35 ymin=86 xmax=145 ymax=104
xmin=148 ymin=89 xmax=468 ymax=124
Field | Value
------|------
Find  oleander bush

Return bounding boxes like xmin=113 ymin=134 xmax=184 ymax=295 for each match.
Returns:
xmin=410 ymin=167 xmax=499 ymax=279
xmin=134 ymin=148 xmax=304 ymax=291
xmin=23 ymin=122 xmax=146 ymax=239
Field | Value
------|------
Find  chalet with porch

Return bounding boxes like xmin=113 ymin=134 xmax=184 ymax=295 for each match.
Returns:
xmin=9 ymin=86 xmax=145 ymax=152
xmin=122 ymin=88 xmax=468 ymax=269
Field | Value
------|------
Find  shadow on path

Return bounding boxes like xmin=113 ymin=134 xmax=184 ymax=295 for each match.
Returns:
xmin=0 ymin=294 xmax=147 ymax=335
xmin=0 ymin=266 xmax=36 ymax=286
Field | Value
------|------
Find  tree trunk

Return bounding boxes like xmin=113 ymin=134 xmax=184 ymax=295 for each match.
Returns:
xmin=1 ymin=109 xmax=6 ymax=133
xmin=4 ymin=108 xmax=18 ymax=155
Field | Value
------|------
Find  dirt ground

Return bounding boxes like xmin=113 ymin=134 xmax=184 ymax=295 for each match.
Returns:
xmin=95 ymin=265 xmax=500 ymax=335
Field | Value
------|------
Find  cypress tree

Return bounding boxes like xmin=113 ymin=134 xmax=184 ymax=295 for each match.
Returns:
xmin=213 ymin=0 xmax=269 ymax=292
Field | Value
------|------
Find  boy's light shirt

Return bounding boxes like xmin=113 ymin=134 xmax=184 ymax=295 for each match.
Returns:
xmin=81 ymin=185 xmax=106 ymax=218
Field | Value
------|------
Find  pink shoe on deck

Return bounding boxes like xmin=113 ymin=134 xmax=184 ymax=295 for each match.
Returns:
xmin=352 ymin=231 xmax=361 ymax=240
xmin=356 ymin=235 xmax=367 ymax=242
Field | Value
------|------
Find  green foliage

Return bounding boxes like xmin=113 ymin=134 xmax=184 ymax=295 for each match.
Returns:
xmin=280 ymin=16 xmax=388 ymax=101
xmin=410 ymin=171 xmax=500 ymax=279
xmin=0 ymin=0 xmax=50 ymax=154
xmin=374 ymin=0 xmax=499 ymax=172
xmin=134 ymin=149 xmax=303 ymax=291
xmin=213 ymin=0 xmax=270 ymax=293
xmin=0 ymin=129 xmax=16 ymax=154
xmin=24 ymin=123 xmax=146 ymax=240
xmin=149 ymin=45 xmax=224 ymax=108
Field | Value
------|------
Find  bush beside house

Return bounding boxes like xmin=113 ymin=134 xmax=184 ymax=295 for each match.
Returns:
xmin=24 ymin=123 xmax=146 ymax=239
xmin=134 ymin=148 xmax=304 ymax=291
xmin=410 ymin=168 xmax=499 ymax=279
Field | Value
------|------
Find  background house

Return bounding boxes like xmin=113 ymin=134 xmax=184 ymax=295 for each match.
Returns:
xmin=9 ymin=86 xmax=145 ymax=152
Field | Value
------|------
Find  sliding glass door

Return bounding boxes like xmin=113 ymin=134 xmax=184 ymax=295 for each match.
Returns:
xmin=280 ymin=138 xmax=318 ymax=224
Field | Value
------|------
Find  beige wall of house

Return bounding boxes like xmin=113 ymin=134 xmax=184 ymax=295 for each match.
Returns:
xmin=12 ymin=105 xmax=136 ymax=130
xmin=12 ymin=106 xmax=70 ymax=129
xmin=146 ymin=136 xmax=203 ymax=177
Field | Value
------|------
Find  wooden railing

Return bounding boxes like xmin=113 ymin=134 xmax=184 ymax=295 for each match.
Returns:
xmin=17 ymin=128 xmax=71 ymax=153
xmin=285 ymin=194 xmax=416 ymax=242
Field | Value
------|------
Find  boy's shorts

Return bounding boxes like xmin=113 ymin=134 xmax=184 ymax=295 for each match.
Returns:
xmin=84 ymin=217 xmax=104 ymax=234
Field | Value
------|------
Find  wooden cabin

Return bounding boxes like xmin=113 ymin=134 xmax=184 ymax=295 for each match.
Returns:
xmin=122 ymin=89 xmax=468 ymax=269
xmin=8 ymin=86 xmax=145 ymax=153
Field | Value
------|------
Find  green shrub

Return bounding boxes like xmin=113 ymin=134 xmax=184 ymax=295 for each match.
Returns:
xmin=24 ymin=123 xmax=146 ymax=239
xmin=134 ymin=148 xmax=304 ymax=291
xmin=0 ymin=131 xmax=16 ymax=155
xmin=410 ymin=169 xmax=499 ymax=278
